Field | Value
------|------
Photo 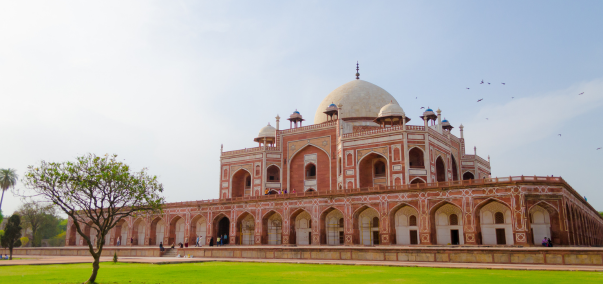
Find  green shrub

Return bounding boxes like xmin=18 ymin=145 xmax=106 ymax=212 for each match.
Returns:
xmin=113 ymin=251 xmax=118 ymax=263
xmin=20 ymin=236 xmax=29 ymax=247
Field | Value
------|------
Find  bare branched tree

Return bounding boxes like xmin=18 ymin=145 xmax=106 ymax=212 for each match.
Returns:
xmin=22 ymin=154 xmax=164 ymax=284
xmin=16 ymin=200 xmax=56 ymax=247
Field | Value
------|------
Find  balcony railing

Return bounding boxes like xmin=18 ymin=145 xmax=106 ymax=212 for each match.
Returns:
xmin=165 ymin=176 xmax=590 ymax=210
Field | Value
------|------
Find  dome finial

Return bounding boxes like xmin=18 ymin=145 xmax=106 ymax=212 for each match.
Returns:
xmin=355 ymin=61 xmax=360 ymax=80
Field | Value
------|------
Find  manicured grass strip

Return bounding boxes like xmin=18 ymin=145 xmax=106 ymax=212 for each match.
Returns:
xmin=0 ymin=261 xmax=601 ymax=284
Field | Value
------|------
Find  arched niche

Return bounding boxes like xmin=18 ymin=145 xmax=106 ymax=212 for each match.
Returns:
xmin=393 ymin=206 xmax=419 ymax=245
xmin=479 ymin=201 xmax=514 ymax=245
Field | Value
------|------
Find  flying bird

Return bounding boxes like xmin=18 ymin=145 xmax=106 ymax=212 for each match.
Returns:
xmin=488 ymin=82 xmax=491 ymax=85
xmin=477 ymin=98 xmax=483 ymax=102
xmin=558 ymin=134 xmax=562 ymax=137
xmin=486 ymin=118 xmax=489 ymax=120
xmin=512 ymin=97 xmax=514 ymax=99
xmin=579 ymin=92 xmax=584 ymax=95
xmin=420 ymin=107 xmax=425 ymax=109
xmin=416 ymin=97 xmax=418 ymax=99
xmin=480 ymin=80 xmax=484 ymax=84
xmin=502 ymin=83 xmax=506 ymax=85
xmin=597 ymin=147 xmax=601 ymax=150
xmin=466 ymin=88 xmax=470 ymax=89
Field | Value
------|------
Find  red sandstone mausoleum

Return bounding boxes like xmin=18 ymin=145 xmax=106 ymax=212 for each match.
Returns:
xmin=67 ymin=69 xmax=603 ymax=249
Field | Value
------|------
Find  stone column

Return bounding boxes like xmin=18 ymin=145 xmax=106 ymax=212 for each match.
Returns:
xmin=462 ymin=195 xmax=477 ymax=245
xmin=419 ymin=195 xmax=432 ymax=244
xmin=380 ymin=201 xmax=392 ymax=245
xmin=344 ymin=203 xmax=354 ymax=245
xmin=511 ymin=190 xmax=529 ymax=245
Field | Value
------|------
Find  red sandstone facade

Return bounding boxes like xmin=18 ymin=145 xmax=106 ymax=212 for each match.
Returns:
xmin=66 ymin=77 xmax=603 ymax=248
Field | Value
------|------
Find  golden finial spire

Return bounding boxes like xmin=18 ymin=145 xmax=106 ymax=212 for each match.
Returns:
xmin=355 ymin=61 xmax=360 ymax=80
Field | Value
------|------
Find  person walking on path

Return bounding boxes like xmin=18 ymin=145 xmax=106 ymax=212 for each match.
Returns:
xmin=159 ymin=242 xmax=165 ymax=252
xmin=117 ymin=236 xmax=121 ymax=246
xmin=216 ymin=236 xmax=221 ymax=246
xmin=195 ymin=236 xmax=199 ymax=247
xmin=199 ymin=235 xmax=204 ymax=247
xmin=223 ymin=234 xmax=228 ymax=245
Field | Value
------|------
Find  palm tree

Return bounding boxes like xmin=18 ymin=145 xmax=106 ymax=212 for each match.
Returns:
xmin=0 ymin=168 xmax=18 ymax=212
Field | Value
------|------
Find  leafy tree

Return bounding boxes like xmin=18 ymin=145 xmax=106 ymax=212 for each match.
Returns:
xmin=600 ymin=212 xmax=603 ymax=218
xmin=20 ymin=236 xmax=29 ymax=247
xmin=16 ymin=201 xmax=57 ymax=247
xmin=1 ymin=215 xmax=22 ymax=260
xmin=22 ymin=153 xmax=164 ymax=283
xmin=0 ymin=168 xmax=18 ymax=212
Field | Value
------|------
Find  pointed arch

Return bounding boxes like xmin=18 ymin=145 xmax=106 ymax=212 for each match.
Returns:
xmin=231 ymin=168 xmax=253 ymax=198
xmin=288 ymin=144 xmax=331 ymax=193
xmin=319 ymin=207 xmax=345 ymax=245
xmin=357 ymin=151 xmax=389 ymax=188
xmin=289 ymin=208 xmax=313 ymax=245
xmin=429 ymin=201 xmax=464 ymax=245
xmin=408 ymin=147 xmax=425 ymax=168
xmin=435 ymin=155 xmax=446 ymax=182
xmin=475 ymin=199 xmax=514 ymax=245
xmin=262 ymin=210 xmax=283 ymax=245
xmin=389 ymin=202 xmax=420 ymax=245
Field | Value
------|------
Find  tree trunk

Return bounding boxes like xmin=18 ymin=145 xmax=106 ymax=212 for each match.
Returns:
xmin=0 ymin=189 xmax=5 ymax=213
xmin=87 ymin=255 xmax=100 ymax=283
xmin=9 ymin=247 xmax=13 ymax=260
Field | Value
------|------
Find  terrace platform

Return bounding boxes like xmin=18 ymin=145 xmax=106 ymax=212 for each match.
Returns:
xmin=3 ymin=245 xmax=603 ymax=269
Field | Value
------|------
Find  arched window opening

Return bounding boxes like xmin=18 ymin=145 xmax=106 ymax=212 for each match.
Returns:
xmin=449 ymin=214 xmax=459 ymax=226
xmin=266 ymin=165 xmax=280 ymax=182
xmin=463 ymin=172 xmax=474 ymax=180
xmin=410 ymin=178 xmax=425 ymax=184
xmin=409 ymin=148 xmax=425 ymax=168
xmin=451 ymin=155 xmax=459 ymax=181
xmin=494 ymin=212 xmax=505 ymax=224
xmin=305 ymin=164 xmax=316 ymax=179
xmin=394 ymin=148 xmax=400 ymax=161
xmin=409 ymin=215 xmax=417 ymax=226
xmin=346 ymin=153 xmax=353 ymax=166
xmin=306 ymin=188 xmax=315 ymax=192
xmin=374 ymin=161 xmax=386 ymax=177
xmin=255 ymin=165 xmax=260 ymax=176
xmin=435 ymin=157 xmax=446 ymax=182
xmin=372 ymin=217 xmax=379 ymax=228
xmin=245 ymin=175 xmax=251 ymax=188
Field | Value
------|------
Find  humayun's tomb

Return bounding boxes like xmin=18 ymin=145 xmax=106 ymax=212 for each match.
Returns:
xmin=64 ymin=68 xmax=603 ymax=251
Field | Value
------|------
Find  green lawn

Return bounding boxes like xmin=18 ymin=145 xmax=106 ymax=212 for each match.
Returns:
xmin=0 ymin=262 xmax=600 ymax=284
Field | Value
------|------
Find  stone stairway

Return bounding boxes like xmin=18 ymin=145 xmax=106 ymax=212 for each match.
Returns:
xmin=161 ymin=248 xmax=178 ymax=257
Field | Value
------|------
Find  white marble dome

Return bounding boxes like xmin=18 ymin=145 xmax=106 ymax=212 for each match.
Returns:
xmin=378 ymin=101 xmax=405 ymax=117
xmin=257 ymin=123 xmax=276 ymax=138
xmin=314 ymin=80 xmax=400 ymax=124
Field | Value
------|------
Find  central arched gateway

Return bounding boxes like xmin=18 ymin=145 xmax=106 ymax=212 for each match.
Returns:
xmin=214 ymin=215 xmax=230 ymax=245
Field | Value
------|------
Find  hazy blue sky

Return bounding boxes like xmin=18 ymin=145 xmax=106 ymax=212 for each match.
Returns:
xmin=1 ymin=1 xmax=602 ymax=215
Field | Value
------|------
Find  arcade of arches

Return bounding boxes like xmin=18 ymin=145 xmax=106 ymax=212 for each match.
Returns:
xmin=68 ymin=190 xmax=603 ymax=247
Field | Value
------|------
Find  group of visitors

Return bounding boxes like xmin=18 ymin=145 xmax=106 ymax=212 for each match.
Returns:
xmin=264 ymin=188 xmax=289 ymax=195
xmin=207 ymin=234 xmax=228 ymax=246
xmin=195 ymin=235 xmax=204 ymax=247
xmin=1 ymin=255 xmax=9 ymax=260
xmin=542 ymin=237 xmax=554 ymax=247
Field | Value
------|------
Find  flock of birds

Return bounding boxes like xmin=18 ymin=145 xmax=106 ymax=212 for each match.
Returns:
xmin=417 ymin=79 xmax=599 ymax=151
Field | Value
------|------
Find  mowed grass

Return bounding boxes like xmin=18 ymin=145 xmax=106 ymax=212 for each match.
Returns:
xmin=0 ymin=261 xmax=601 ymax=284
